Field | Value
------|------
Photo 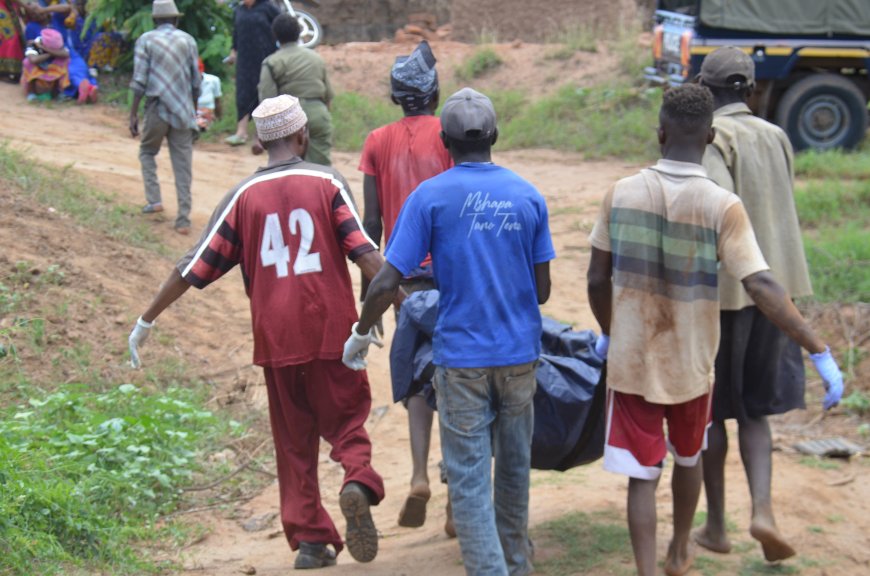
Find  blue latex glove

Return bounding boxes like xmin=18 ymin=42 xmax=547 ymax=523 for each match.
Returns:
xmin=341 ymin=322 xmax=384 ymax=371
xmin=594 ymin=334 xmax=610 ymax=361
xmin=810 ymin=347 xmax=844 ymax=410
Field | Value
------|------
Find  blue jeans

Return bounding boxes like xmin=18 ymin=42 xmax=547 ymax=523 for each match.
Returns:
xmin=434 ymin=362 xmax=537 ymax=576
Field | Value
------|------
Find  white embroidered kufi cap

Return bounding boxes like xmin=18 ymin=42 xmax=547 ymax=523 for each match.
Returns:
xmin=252 ymin=95 xmax=308 ymax=142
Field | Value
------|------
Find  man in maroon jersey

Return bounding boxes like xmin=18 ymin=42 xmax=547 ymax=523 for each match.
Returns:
xmin=358 ymin=40 xmax=453 ymax=532
xmin=127 ymin=94 xmax=386 ymax=570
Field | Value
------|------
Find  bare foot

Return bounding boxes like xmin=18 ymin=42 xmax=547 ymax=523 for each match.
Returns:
xmin=750 ymin=518 xmax=796 ymax=562
xmin=664 ymin=540 xmax=695 ymax=576
xmin=692 ymin=525 xmax=732 ymax=554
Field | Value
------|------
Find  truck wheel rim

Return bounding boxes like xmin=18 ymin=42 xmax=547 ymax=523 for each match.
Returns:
xmin=798 ymin=95 xmax=850 ymax=146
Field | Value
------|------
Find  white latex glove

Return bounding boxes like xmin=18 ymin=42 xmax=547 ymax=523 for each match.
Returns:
xmin=810 ymin=346 xmax=844 ymax=410
xmin=342 ymin=322 xmax=384 ymax=371
xmin=594 ymin=334 xmax=610 ymax=361
xmin=128 ymin=316 xmax=153 ymax=369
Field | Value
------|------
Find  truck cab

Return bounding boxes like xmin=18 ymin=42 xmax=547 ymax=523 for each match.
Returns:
xmin=644 ymin=0 xmax=870 ymax=151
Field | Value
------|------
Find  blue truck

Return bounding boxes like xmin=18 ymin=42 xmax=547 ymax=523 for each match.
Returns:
xmin=644 ymin=0 xmax=870 ymax=151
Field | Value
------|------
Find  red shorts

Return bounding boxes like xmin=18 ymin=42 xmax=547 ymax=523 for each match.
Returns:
xmin=603 ymin=388 xmax=712 ymax=480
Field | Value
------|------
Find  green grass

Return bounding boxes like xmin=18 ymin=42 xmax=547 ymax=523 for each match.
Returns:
xmin=531 ymin=510 xmax=632 ymax=575
xmin=739 ymin=558 xmax=800 ymax=576
xmin=793 ymin=178 xmax=870 ymax=228
xmin=0 ymin=143 xmax=165 ymax=254
xmin=802 ymin=222 xmax=870 ymax=303
xmin=841 ymin=390 xmax=870 ymax=416
xmin=794 ymin=148 xmax=870 ymax=303
xmin=0 ymin=255 xmax=257 ymax=575
xmin=0 ymin=156 xmax=261 ymax=574
xmin=498 ymin=84 xmax=662 ymax=160
xmin=331 ymin=92 xmax=403 ymax=151
xmin=0 ymin=380 xmax=238 ymax=575
xmin=695 ymin=555 xmax=727 ymax=576
xmin=455 ymin=47 xmax=504 ymax=81
xmin=798 ymin=456 xmax=841 ymax=470
xmin=795 ymin=148 xmax=870 ymax=179
xmin=546 ymin=24 xmax=599 ymax=60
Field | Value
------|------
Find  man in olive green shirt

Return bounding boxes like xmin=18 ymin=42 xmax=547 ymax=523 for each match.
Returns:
xmin=695 ymin=46 xmax=815 ymax=564
xmin=258 ymin=13 xmax=334 ymax=165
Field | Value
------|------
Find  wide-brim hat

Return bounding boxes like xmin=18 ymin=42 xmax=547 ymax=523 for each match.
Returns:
xmin=152 ymin=0 xmax=183 ymax=19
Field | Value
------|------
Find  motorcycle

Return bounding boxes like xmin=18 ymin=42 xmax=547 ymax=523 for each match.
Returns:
xmin=279 ymin=0 xmax=322 ymax=48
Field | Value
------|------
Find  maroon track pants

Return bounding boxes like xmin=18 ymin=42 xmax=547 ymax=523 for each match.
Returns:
xmin=263 ymin=359 xmax=385 ymax=553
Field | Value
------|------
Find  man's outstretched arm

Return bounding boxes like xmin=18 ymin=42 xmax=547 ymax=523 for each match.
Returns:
xmin=128 ymin=267 xmax=192 ymax=368
xmin=342 ymin=261 xmax=404 ymax=370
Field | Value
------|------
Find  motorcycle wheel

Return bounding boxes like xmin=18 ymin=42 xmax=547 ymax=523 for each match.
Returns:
xmin=294 ymin=9 xmax=322 ymax=48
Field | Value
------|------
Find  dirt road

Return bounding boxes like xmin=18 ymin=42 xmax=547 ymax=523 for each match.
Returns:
xmin=2 ymin=79 xmax=868 ymax=575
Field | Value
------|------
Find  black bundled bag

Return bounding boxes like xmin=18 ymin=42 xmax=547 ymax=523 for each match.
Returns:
xmin=391 ymin=293 xmax=607 ymax=471
xmin=532 ymin=319 xmax=607 ymax=470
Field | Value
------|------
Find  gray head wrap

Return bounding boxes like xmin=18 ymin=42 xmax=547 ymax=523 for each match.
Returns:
xmin=391 ymin=41 xmax=439 ymax=112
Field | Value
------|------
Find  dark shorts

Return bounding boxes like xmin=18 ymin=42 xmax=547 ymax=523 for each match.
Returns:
xmin=713 ymin=306 xmax=806 ymax=422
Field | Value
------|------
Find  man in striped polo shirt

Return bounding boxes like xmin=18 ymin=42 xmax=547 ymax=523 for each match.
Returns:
xmin=586 ymin=84 xmax=843 ymax=576
xmin=127 ymin=95 xmax=386 ymax=569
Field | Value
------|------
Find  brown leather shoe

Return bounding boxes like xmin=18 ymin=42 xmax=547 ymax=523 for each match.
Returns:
xmin=174 ymin=226 xmax=190 ymax=236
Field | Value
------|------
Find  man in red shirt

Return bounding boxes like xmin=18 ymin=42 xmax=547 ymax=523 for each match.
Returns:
xmin=127 ymin=95 xmax=386 ymax=570
xmin=358 ymin=40 xmax=453 ymax=532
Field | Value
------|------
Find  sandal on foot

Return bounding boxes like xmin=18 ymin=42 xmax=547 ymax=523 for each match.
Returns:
xmin=397 ymin=484 xmax=430 ymax=528
xmin=224 ymin=134 xmax=247 ymax=146
xmin=340 ymin=482 xmax=378 ymax=563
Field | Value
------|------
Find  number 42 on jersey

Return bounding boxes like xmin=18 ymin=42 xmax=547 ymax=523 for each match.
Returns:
xmin=260 ymin=209 xmax=323 ymax=277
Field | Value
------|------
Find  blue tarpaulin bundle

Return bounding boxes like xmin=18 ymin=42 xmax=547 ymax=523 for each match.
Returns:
xmin=390 ymin=290 xmax=607 ymax=472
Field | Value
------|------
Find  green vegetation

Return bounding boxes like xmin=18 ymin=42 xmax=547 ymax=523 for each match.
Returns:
xmin=456 ymin=47 xmax=504 ymax=80
xmin=332 ymin=92 xmax=403 ymax=151
xmin=0 ymin=149 xmax=260 ymax=574
xmin=498 ymin=85 xmax=661 ymax=160
xmin=802 ymin=222 xmax=870 ymax=303
xmin=841 ymin=390 xmax=870 ymax=416
xmin=793 ymin=178 xmax=870 ymax=228
xmin=86 ymin=0 xmax=233 ymax=73
xmin=695 ymin=555 xmax=727 ymax=576
xmin=738 ymin=558 xmax=800 ymax=575
xmin=0 ymin=255 xmax=249 ymax=574
xmin=794 ymin=148 xmax=870 ymax=303
xmin=798 ymin=456 xmax=841 ymax=470
xmin=0 ymin=143 xmax=165 ymax=254
xmin=531 ymin=510 xmax=632 ymax=575
xmin=546 ymin=24 xmax=599 ymax=60
xmin=0 ymin=383 xmax=230 ymax=574
xmin=795 ymin=148 xmax=870 ymax=179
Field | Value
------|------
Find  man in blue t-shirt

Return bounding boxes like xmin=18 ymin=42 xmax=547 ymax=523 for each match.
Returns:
xmin=343 ymin=87 xmax=556 ymax=576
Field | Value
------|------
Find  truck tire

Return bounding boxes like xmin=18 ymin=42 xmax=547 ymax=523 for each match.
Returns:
xmin=775 ymin=74 xmax=868 ymax=151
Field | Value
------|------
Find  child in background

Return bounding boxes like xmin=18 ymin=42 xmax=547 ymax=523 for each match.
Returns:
xmin=196 ymin=58 xmax=222 ymax=131
xmin=21 ymin=27 xmax=69 ymax=102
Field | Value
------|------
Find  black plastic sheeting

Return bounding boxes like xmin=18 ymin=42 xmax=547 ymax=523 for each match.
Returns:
xmin=390 ymin=290 xmax=607 ymax=472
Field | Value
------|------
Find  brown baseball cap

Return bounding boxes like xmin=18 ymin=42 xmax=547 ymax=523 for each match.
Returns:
xmin=698 ymin=46 xmax=755 ymax=89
